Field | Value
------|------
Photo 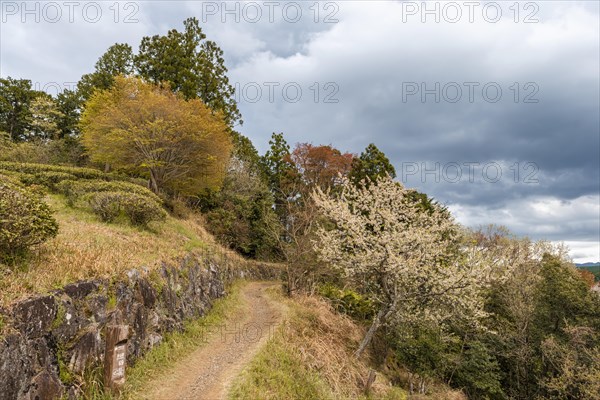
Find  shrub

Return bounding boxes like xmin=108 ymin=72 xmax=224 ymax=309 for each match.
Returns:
xmin=19 ymin=171 xmax=78 ymax=190
xmin=57 ymin=180 xmax=161 ymax=206
xmin=122 ymin=193 xmax=167 ymax=226
xmin=0 ymin=161 xmax=106 ymax=180
xmin=86 ymin=192 xmax=122 ymax=222
xmin=85 ymin=191 xmax=166 ymax=227
xmin=318 ymin=283 xmax=376 ymax=321
xmin=0 ymin=180 xmax=58 ymax=262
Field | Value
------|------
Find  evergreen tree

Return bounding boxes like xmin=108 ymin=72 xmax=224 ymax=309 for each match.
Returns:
xmin=349 ymin=143 xmax=396 ymax=186
xmin=135 ymin=17 xmax=241 ymax=127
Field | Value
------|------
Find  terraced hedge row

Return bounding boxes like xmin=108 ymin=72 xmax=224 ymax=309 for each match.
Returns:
xmin=0 ymin=161 xmax=113 ymax=180
xmin=56 ymin=179 xmax=162 ymax=205
xmin=0 ymin=162 xmax=167 ymax=229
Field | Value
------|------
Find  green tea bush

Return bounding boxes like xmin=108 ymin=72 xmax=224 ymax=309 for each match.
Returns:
xmin=86 ymin=192 xmax=122 ymax=222
xmin=122 ymin=193 xmax=167 ymax=226
xmin=57 ymin=180 xmax=161 ymax=206
xmin=19 ymin=171 xmax=78 ymax=190
xmin=0 ymin=180 xmax=58 ymax=262
xmin=0 ymin=161 xmax=107 ymax=180
xmin=85 ymin=191 xmax=166 ymax=227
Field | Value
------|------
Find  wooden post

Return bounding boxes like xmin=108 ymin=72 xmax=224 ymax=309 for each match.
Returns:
xmin=104 ymin=325 xmax=129 ymax=393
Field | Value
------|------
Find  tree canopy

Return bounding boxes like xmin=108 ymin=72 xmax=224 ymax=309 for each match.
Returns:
xmin=313 ymin=175 xmax=494 ymax=357
xmin=80 ymin=76 xmax=232 ymax=196
xmin=135 ymin=17 xmax=241 ymax=127
xmin=349 ymin=143 xmax=396 ymax=186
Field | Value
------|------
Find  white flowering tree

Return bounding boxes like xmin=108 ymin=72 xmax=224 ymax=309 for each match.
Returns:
xmin=312 ymin=175 xmax=493 ymax=357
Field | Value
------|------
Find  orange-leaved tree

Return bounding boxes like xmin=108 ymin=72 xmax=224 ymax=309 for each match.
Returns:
xmin=80 ymin=76 xmax=232 ymax=196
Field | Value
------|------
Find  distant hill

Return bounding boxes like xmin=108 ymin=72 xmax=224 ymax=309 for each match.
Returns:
xmin=575 ymin=262 xmax=600 ymax=268
xmin=575 ymin=262 xmax=600 ymax=281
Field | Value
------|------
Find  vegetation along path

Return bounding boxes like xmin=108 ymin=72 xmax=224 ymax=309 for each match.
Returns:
xmin=142 ymin=281 xmax=286 ymax=400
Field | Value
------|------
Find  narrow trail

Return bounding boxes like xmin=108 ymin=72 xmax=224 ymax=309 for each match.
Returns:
xmin=141 ymin=281 xmax=285 ymax=400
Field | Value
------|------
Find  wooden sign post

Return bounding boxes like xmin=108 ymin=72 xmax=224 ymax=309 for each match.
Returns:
xmin=104 ymin=325 xmax=129 ymax=392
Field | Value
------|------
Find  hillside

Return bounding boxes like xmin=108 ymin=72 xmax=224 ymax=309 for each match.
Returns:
xmin=0 ymin=161 xmax=469 ymax=399
xmin=0 ymin=161 xmax=249 ymax=307
xmin=576 ymin=262 xmax=600 ymax=281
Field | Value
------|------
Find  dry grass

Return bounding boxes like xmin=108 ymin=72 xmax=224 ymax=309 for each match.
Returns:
xmin=231 ymin=291 xmax=407 ymax=400
xmin=0 ymin=194 xmax=250 ymax=307
xmin=288 ymin=295 xmax=388 ymax=398
xmin=231 ymin=291 xmax=465 ymax=400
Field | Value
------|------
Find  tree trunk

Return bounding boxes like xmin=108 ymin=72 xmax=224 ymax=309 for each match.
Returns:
xmin=354 ymin=306 xmax=388 ymax=358
xmin=149 ymin=169 xmax=159 ymax=194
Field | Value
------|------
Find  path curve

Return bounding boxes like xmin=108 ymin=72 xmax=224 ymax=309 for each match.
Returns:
xmin=143 ymin=281 xmax=284 ymax=400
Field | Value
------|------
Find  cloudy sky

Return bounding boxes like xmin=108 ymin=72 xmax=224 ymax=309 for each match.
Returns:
xmin=1 ymin=0 xmax=598 ymax=261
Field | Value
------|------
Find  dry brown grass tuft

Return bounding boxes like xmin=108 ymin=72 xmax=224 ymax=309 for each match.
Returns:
xmin=282 ymin=294 xmax=398 ymax=398
xmin=0 ymin=194 xmax=251 ymax=307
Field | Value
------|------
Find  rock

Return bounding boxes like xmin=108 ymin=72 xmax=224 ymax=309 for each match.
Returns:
xmin=22 ymin=370 xmax=63 ymax=400
xmin=67 ymin=325 xmax=101 ymax=375
xmin=146 ymin=333 xmax=163 ymax=349
xmin=62 ymin=281 xmax=99 ymax=300
xmin=51 ymin=295 xmax=88 ymax=343
xmin=12 ymin=296 xmax=57 ymax=338
xmin=137 ymin=278 xmax=157 ymax=308
xmin=0 ymin=333 xmax=33 ymax=399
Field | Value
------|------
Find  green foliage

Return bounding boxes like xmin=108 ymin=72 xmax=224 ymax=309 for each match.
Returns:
xmin=29 ymin=93 xmax=64 ymax=140
xmin=135 ymin=18 xmax=241 ymax=127
xmin=77 ymin=43 xmax=135 ymax=101
xmin=0 ymin=77 xmax=39 ymax=141
xmin=0 ymin=78 xmax=67 ymax=142
xmin=57 ymin=346 xmax=75 ymax=385
xmin=19 ymin=171 xmax=77 ymax=190
xmin=0 ymin=180 xmax=58 ymax=262
xmin=393 ymin=326 xmax=447 ymax=380
xmin=121 ymin=192 xmax=167 ymax=226
xmin=52 ymin=303 xmax=67 ymax=329
xmin=318 ymin=283 xmax=375 ymax=321
xmin=0 ymin=138 xmax=87 ymax=166
xmin=0 ymin=161 xmax=107 ymax=180
xmin=462 ymin=253 xmax=600 ymax=399
xmin=55 ymin=89 xmax=84 ymax=138
xmin=80 ymin=76 xmax=232 ymax=196
xmin=391 ymin=326 xmax=504 ymax=399
xmin=199 ymin=132 xmax=280 ymax=259
xmin=57 ymin=178 xmax=160 ymax=205
xmin=230 ymin=337 xmax=335 ymax=400
xmin=261 ymin=132 xmax=292 ymax=189
xmin=202 ymin=185 xmax=279 ymax=259
xmin=85 ymin=191 xmax=166 ymax=227
xmin=86 ymin=192 xmax=122 ymax=222
xmin=445 ymin=339 xmax=505 ymax=400
xmin=539 ymin=326 xmax=600 ymax=399
xmin=260 ymin=132 xmax=296 ymax=219
xmin=349 ymin=143 xmax=396 ymax=186
xmin=535 ymin=254 xmax=600 ymax=335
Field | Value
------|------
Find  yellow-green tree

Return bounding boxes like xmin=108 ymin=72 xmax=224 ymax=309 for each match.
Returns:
xmin=80 ymin=76 xmax=231 ymax=195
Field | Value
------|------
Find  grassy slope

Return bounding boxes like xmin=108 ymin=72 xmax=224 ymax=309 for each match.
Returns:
xmin=0 ymin=192 xmax=245 ymax=307
xmin=229 ymin=291 xmax=464 ymax=400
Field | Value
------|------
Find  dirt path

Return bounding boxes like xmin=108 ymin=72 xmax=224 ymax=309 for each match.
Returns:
xmin=142 ymin=281 xmax=285 ymax=400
